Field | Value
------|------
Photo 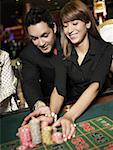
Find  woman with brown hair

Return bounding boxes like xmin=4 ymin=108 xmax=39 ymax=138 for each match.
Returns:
xmin=49 ymin=0 xmax=113 ymax=140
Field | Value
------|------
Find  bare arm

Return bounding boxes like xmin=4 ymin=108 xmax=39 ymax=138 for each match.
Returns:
xmin=110 ymin=59 xmax=113 ymax=72
xmin=64 ymin=82 xmax=99 ymax=121
xmin=53 ymin=82 xmax=99 ymax=141
xmin=50 ymin=87 xmax=64 ymax=114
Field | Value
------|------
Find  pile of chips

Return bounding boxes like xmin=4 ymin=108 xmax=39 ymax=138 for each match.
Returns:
xmin=16 ymin=117 xmax=63 ymax=150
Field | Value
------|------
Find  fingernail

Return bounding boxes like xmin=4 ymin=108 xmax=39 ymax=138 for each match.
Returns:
xmin=63 ymin=134 xmax=65 ymax=138
xmin=64 ymin=138 xmax=67 ymax=141
xmin=72 ymin=134 xmax=75 ymax=138
xmin=74 ymin=124 xmax=76 ymax=127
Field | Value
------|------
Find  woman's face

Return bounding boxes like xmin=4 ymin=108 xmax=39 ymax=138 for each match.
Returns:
xmin=62 ymin=20 xmax=90 ymax=45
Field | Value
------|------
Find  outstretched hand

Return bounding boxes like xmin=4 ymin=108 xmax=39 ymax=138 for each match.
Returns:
xmin=22 ymin=106 xmax=51 ymax=126
xmin=52 ymin=116 xmax=76 ymax=141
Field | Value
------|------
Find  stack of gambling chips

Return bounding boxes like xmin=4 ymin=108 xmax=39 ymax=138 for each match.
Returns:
xmin=16 ymin=118 xmax=64 ymax=149
xmin=41 ymin=126 xmax=53 ymax=145
xmin=29 ymin=117 xmax=41 ymax=145
xmin=52 ymin=128 xmax=64 ymax=144
xmin=16 ymin=124 xmax=37 ymax=150
xmin=41 ymin=126 xmax=64 ymax=145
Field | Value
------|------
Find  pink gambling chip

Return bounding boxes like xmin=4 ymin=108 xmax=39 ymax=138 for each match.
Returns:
xmin=52 ymin=132 xmax=63 ymax=144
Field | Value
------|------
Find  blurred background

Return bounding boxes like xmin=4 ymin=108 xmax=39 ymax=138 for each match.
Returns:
xmin=0 ymin=0 xmax=113 ymax=59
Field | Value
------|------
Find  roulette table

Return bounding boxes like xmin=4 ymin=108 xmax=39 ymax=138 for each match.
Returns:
xmin=0 ymin=98 xmax=113 ymax=150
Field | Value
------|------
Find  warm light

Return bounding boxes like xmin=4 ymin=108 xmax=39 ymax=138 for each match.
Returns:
xmin=94 ymin=0 xmax=107 ymax=16
xmin=93 ymin=0 xmax=107 ymax=24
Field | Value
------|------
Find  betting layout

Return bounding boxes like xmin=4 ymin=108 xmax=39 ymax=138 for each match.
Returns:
xmin=1 ymin=116 xmax=113 ymax=150
xmin=44 ymin=116 xmax=113 ymax=150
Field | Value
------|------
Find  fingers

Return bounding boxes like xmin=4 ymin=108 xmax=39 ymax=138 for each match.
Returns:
xmin=59 ymin=118 xmax=76 ymax=141
xmin=68 ymin=124 xmax=76 ymax=139
xmin=22 ymin=106 xmax=51 ymax=126
xmin=61 ymin=120 xmax=67 ymax=140
xmin=22 ymin=111 xmax=38 ymax=126
xmin=37 ymin=106 xmax=51 ymax=115
xmin=38 ymin=116 xmax=53 ymax=124
xmin=52 ymin=117 xmax=76 ymax=141
xmin=52 ymin=118 xmax=62 ymax=128
xmin=61 ymin=119 xmax=70 ymax=141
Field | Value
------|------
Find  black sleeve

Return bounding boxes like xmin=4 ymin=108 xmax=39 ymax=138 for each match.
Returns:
xmin=90 ymin=45 xmax=112 ymax=90
xmin=21 ymin=58 xmax=43 ymax=110
xmin=54 ymin=60 xmax=67 ymax=97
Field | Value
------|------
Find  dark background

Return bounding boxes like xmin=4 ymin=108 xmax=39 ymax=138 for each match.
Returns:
xmin=1 ymin=0 xmax=113 ymax=28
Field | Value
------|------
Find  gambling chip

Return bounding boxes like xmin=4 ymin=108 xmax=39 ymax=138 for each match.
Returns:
xmin=29 ymin=117 xmax=41 ymax=144
xmin=52 ymin=131 xmax=63 ymax=144
xmin=41 ymin=126 xmax=53 ymax=145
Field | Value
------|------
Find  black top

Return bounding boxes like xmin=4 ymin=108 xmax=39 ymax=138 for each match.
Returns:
xmin=55 ymin=35 xmax=113 ymax=104
xmin=20 ymin=37 xmax=63 ymax=110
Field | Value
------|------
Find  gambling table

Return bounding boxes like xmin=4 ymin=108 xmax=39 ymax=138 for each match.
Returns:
xmin=0 ymin=98 xmax=113 ymax=150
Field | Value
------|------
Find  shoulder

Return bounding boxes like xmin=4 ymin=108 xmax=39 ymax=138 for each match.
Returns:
xmin=20 ymin=42 xmax=35 ymax=56
xmin=0 ymin=50 xmax=10 ymax=63
xmin=19 ymin=42 xmax=40 ymax=60
xmin=99 ymin=40 xmax=113 ymax=55
xmin=90 ymin=36 xmax=113 ymax=54
xmin=0 ymin=50 xmax=9 ymax=57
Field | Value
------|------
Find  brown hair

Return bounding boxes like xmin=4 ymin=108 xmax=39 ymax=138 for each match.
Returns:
xmin=60 ymin=0 xmax=101 ymax=58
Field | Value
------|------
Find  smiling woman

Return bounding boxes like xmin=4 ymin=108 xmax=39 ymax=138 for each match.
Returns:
xmin=49 ymin=0 xmax=113 ymax=141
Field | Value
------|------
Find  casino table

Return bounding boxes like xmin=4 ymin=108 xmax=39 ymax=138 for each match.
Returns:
xmin=0 ymin=98 xmax=113 ymax=150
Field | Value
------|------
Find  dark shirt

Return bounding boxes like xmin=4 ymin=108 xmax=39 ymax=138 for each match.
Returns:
xmin=20 ymin=37 xmax=63 ymax=110
xmin=55 ymin=35 xmax=113 ymax=104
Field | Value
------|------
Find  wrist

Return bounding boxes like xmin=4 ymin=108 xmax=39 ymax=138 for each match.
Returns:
xmin=63 ymin=113 xmax=74 ymax=122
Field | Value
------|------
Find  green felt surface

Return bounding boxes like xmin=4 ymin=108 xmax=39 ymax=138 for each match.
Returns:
xmin=0 ymin=100 xmax=113 ymax=146
xmin=0 ymin=109 xmax=30 ymax=144
xmin=1 ymin=116 xmax=113 ymax=150
xmin=76 ymin=100 xmax=113 ymax=122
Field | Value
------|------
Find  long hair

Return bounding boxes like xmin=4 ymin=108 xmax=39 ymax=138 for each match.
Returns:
xmin=60 ymin=0 xmax=101 ymax=58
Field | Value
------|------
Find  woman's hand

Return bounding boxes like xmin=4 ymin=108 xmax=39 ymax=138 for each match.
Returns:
xmin=52 ymin=115 xmax=76 ymax=141
xmin=22 ymin=106 xmax=51 ymax=126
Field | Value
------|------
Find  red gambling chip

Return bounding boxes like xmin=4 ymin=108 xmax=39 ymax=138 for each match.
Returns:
xmin=52 ymin=132 xmax=63 ymax=144
xmin=71 ymin=138 xmax=77 ymax=145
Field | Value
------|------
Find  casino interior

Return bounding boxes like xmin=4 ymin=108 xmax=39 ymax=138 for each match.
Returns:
xmin=0 ymin=0 xmax=113 ymax=110
xmin=0 ymin=0 xmax=113 ymax=149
